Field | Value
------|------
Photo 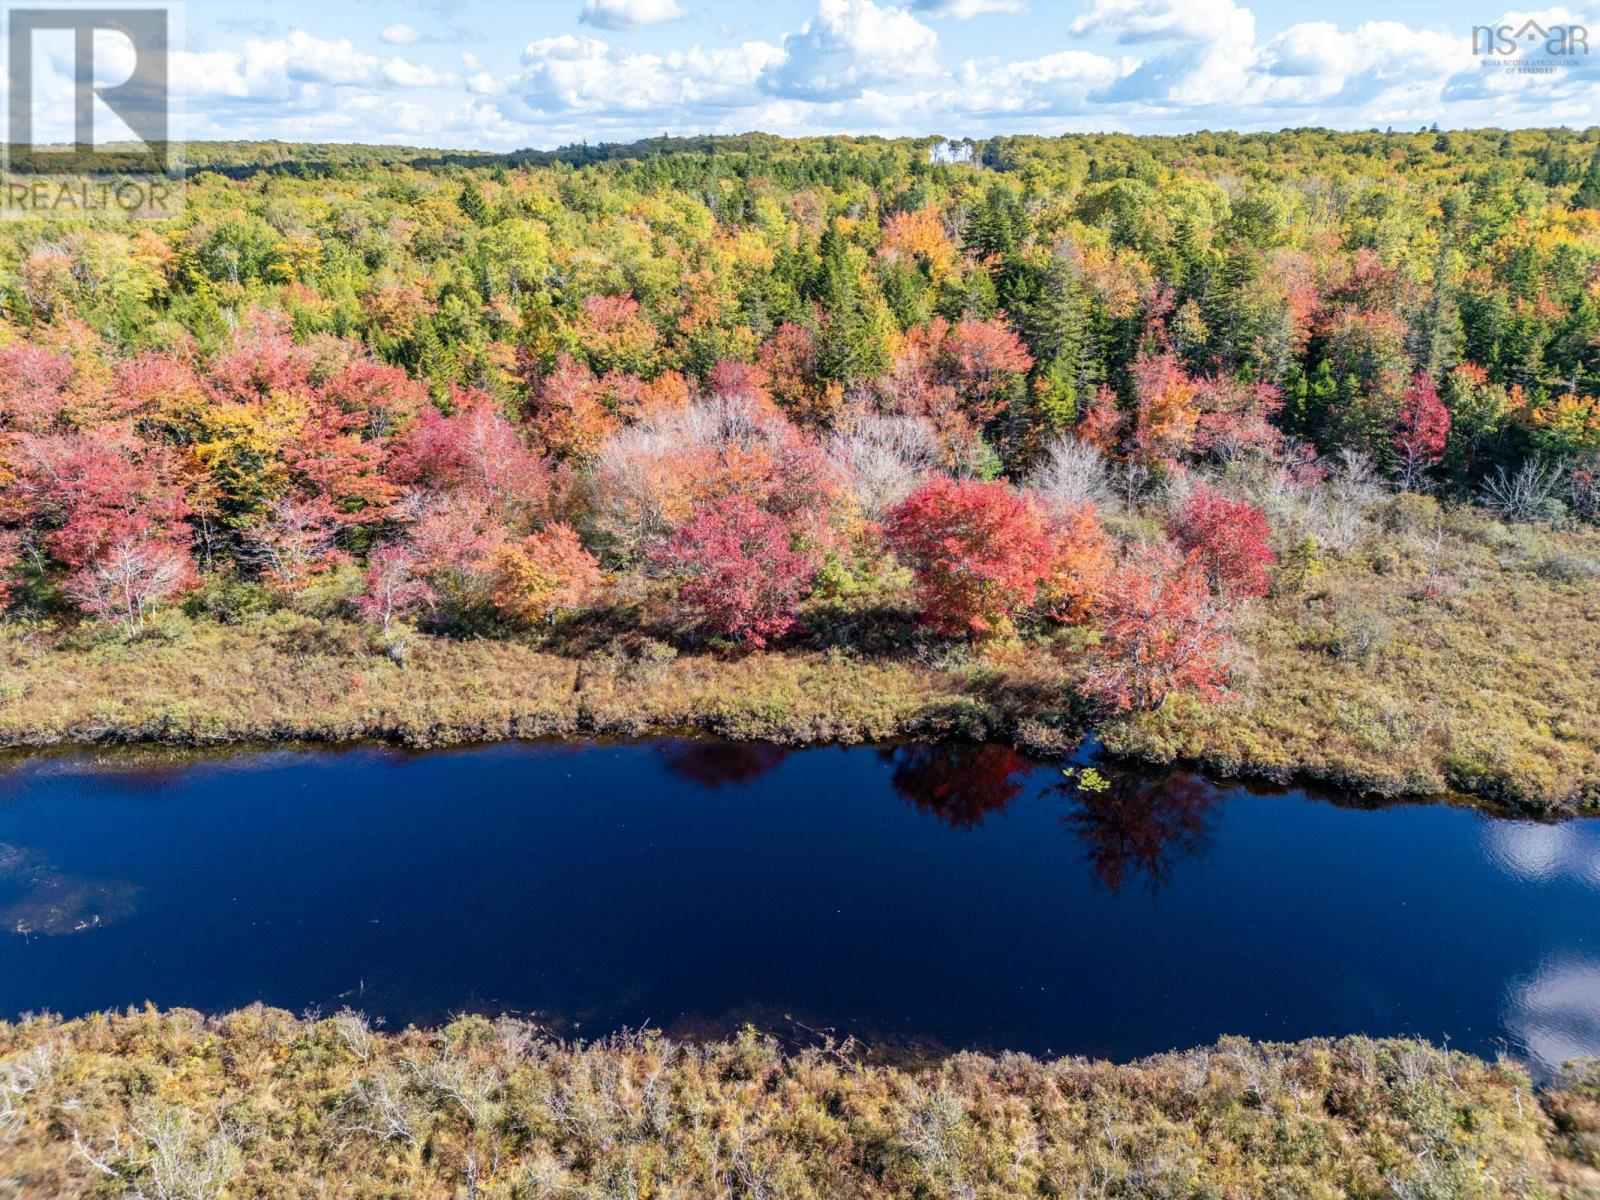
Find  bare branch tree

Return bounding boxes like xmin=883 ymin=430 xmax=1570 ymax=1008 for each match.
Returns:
xmin=1028 ymin=434 xmax=1112 ymax=515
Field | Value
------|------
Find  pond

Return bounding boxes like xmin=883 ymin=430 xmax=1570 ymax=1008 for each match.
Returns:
xmin=1 ymin=739 xmax=1597 ymax=1074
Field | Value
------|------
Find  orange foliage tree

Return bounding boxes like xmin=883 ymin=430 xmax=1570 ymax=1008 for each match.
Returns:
xmin=1088 ymin=543 xmax=1232 ymax=711
xmin=486 ymin=522 xmax=603 ymax=626
xmin=1040 ymin=502 xmax=1113 ymax=624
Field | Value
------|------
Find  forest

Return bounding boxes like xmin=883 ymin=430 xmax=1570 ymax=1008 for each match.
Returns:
xmin=1 ymin=127 xmax=1599 ymax=807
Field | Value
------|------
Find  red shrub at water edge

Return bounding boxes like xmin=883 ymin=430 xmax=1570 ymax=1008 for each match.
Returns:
xmin=1088 ymin=543 xmax=1232 ymax=712
xmin=1166 ymin=485 xmax=1276 ymax=598
xmin=653 ymin=494 xmax=816 ymax=648
xmin=884 ymin=475 xmax=1053 ymax=637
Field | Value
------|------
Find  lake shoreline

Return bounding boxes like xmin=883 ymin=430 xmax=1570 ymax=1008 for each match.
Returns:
xmin=0 ymin=711 xmax=1523 ymax=822
xmin=2 ymin=619 xmax=1597 ymax=817
xmin=2 ymin=1005 xmax=1595 ymax=1198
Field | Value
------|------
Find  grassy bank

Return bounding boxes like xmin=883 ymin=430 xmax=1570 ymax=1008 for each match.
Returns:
xmin=0 ymin=500 xmax=1596 ymax=813
xmin=1102 ymin=502 xmax=1600 ymax=813
xmin=1 ymin=1006 xmax=1595 ymax=1199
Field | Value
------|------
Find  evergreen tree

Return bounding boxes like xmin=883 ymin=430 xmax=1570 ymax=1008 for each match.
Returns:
xmin=1574 ymin=153 xmax=1600 ymax=210
xmin=458 ymin=178 xmax=490 ymax=224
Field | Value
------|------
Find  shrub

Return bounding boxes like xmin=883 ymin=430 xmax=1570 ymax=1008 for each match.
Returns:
xmin=653 ymin=495 xmax=816 ymax=647
xmin=1167 ymin=485 xmax=1276 ymax=598
xmin=1481 ymin=459 xmax=1567 ymax=524
xmin=1535 ymin=549 xmax=1600 ymax=583
xmin=1380 ymin=492 xmax=1443 ymax=536
xmin=884 ymin=475 xmax=1053 ymax=637
xmin=486 ymin=524 xmax=603 ymax=627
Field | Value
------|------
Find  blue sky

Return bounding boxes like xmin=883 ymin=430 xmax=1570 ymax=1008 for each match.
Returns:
xmin=54 ymin=0 xmax=1600 ymax=147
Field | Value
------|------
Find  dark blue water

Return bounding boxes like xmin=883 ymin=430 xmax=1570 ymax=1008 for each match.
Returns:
xmin=0 ymin=739 xmax=1597 ymax=1072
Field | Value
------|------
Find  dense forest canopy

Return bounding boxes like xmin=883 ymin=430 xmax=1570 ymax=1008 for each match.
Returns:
xmin=2 ymin=126 xmax=1599 ymax=700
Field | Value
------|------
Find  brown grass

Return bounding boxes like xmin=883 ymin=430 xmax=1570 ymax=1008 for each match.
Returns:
xmin=0 ymin=1005 xmax=1585 ymax=1200
xmin=1103 ymin=509 xmax=1600 ymax=813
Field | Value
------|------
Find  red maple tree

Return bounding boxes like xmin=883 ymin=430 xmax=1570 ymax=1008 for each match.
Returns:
xmin=356 ymin=546 xmax=436 ymax=633
xmin=1167 ymin=485 xmax=1276 ymax=598
xmin=1392 ymin=371 xmax=1450 ymax=490
xmin=653 ymin=495 xmax=815 ymax=647
xmin=1088 ymin=543 xmax=1232 ymax=711
xmin=884 ymin=475 xmax=1053 ymax=637
xmin=389 ymin=388 xmax=551 ymax=524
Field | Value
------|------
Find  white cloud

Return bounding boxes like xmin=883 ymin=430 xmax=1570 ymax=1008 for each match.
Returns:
xmin=1259 ymin=20 xmax=1468 ymax=90
xmin=947 ymin=48 xmax=1132 ymax=114
xmin=912 ymin=0 xmax=1025 ymax=16
xmin=382 ymin=58 xmax=458 ymax=87
xmin=380 ymin=24 xmax=422 ymax=45
xmin=504 ymin=34 xmax=782 ymax=115
xmin=1070 ymin=0 xmax=1254 ymax=45
xmin=174 ymin=31 xmax=453 ymax=104
xmin=278 ymin=31 xmax=385 ymax=85
xmin=1065 ymin=0 xmax=1257 ymax=107
xmin=579 ymin=0 xmax=688 ymax=30
xmin=162 ymin=0 xmax=1600 ymax=151
xmin=761 ymin=0 xmax=940 ymax=100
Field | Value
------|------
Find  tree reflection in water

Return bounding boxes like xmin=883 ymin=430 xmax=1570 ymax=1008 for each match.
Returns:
xmin=879 ymin=743 xmax=1034 ymax=831
xmin=879 ymin=743 xmax=1222 ymax=892
xmin=654 ymin=740 xmax=791 ymax=789
xmin=657 ymin=737 xmax=1222 ymax=895
xmin=1059 ymin=771 xmax=1222 ymax=894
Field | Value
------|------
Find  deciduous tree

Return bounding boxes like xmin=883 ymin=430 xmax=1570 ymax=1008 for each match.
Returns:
xmin=390 ymin=389 xmax=550 ymax=524
xmin=1392 ymin=371 xmax=1450 ymax=489
xmin=486 ymin=523 xmax=602 ymax=627
xmin=1131 ymin=349 xmax=1199 ymax=466
xmin=1088 ymin=544 xmax=1232 ymax=711
xmin=884 ymin=475 xmax=1052 ymax=637
xmin=242 ymin=497 xmax=349 ymax=593
xmin=653 ymin=495 xmax=815 ymax=647
xmin=1167 ymin=486 xmax=1276 ymax=598
xmin=1041 ymin=501 xmax=1113 ymax=624
xmin=356 ymin=546 xmax=435 ymax=634
xmin=65 ymin=532 xmax=196 ymax=630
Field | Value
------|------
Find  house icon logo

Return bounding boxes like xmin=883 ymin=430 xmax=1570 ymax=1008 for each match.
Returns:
xmin=1472 ymin=18 xmax=1590 ymax=63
